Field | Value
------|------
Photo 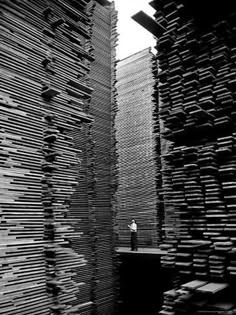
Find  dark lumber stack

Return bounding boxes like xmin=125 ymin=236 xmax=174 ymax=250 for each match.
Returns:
xmin=150 ymin=0 xmax=236 ymax=314
xmin=88 ymin=1 xmax=119 ymax=314
xmin=116 ymin=48 xmax=163 ymax=248
xmin=0 ymin=0 xmax=117 ymax=314
xmin=160 ymin=280 xmax=236 ymax=315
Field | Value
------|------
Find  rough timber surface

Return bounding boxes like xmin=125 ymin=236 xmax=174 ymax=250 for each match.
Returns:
xmin=152 ymin=0 xmax=236 ymax=314
xmin=88 ymin=2 xmax=119 ymax=314
xmin=116 ymin=48 xmax=163 ymax=248
xmin=0 ymin=0 xmax=117 ymax=314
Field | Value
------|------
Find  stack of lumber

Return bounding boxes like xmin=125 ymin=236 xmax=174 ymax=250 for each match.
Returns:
xmin=116 ymin=48 xmax=163 ymax=248
xmin=88 ymin=1 xmax=119 ymax=314
xmin=150 ymin=0 xmax=236 ymax=313
xmin=160 ymin=280 xmax=236 ymax=315
xmin=0 ymin=0 xmax=117 ymax=314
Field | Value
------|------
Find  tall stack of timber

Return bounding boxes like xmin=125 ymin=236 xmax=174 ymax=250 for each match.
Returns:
xmin=66 ymin=1 xmax=119 ymax=314
xmin=148 ymin=0 xmax=236 ymax=313
xmin=0 ymin=0 xmax=118 ymax=314
xmin=91 ymin=1 xmax=119 ymax=313
xmin=68 ymin=0 xmax=119 ymax=314
xmin=116 ymin=48 xmax=163 ymax=248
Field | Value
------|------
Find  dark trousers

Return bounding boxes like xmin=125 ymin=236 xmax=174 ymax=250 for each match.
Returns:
xmin=131 ymin=232 xmax=138 ymax=250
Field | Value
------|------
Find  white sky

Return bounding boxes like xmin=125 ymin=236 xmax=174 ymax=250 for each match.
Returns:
xmin=114 ymin=0 xmax=156 ymax=60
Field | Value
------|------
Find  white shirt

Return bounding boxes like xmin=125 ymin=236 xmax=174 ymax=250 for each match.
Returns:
xmin=129 ymin=222 xmax=137 ymax=232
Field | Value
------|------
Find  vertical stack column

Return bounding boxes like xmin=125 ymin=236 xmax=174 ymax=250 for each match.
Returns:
xmin=116 ymin=48 xmax=162 ymax=248
xmin=151 ymin=0 xmax=236 ymax=313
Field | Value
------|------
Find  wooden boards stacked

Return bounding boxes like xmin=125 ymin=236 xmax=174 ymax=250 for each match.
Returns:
xmin=150 ymin=0 xmax=236 ymax=313
xmin=116 ymin=48 xmax=163 ymax=248
xmin=62 ymin=1 xmax=119 ymax=314
xmin=159 ymin=280 xmax=236 ymax=315
xmin=87 ymin=1 xmax=119 ymax=314
xmin=0 ymin=0 xmax=117 ymax=314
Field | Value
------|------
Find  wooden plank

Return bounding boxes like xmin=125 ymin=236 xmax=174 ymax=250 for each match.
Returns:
xmin=0 ymin=0 xmax=117 ymax=314
xmin=196 ymin=283 xmax=228 ymax=294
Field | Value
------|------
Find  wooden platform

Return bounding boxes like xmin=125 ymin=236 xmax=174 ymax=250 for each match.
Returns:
xmin=116 ymin=247 xmax=166 ymax=255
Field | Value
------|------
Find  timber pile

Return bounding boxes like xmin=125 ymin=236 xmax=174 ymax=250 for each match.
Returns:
xmin=151 ymin=0 xmax=236 ymax=314
xmin=160 ymin=280 xmax=236 ymax=315
xmin=88 ymin=1 xmax=119 ymax=314
xmin=116 ymin=48 xmax=162 ymax=248
xmin=0 ymin=0 xmax=117 ymax=314
xmin=151 ymin=0 xmax=236 ymax=313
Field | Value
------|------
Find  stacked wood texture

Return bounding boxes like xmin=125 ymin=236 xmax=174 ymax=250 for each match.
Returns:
xmin=69 ymin=1 xmax=119 ymax=314
xmin=0 ymin=0 xmax=117 ymax=314
xmin=151 ymin=0 xmax=236 ymax=314
xmin=116 ymin=48 xmax=163 ymax=248
xmin=89 ymin=1 xmax=119 ymax=314
xmin=67 ymin=1 xmax=119 ymax=314
xmin=160 ymin=280 xmax=235 ymax=315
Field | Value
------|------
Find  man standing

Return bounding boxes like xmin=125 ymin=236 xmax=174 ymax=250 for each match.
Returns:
xmin=128 ymin=219 xmax=138 ymax=251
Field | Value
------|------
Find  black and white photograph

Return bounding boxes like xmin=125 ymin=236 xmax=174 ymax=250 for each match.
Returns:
xmin=1 ymin=0 xmax=236 ymax=314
